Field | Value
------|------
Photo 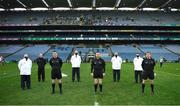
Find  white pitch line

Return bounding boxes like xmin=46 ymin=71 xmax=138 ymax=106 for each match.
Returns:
xmin=94 ymin=95 xmax=99 ymax=106
xmin=94 ymin=101 xmax=99 ymax=106
xmin=62 ymin=72 xmax=68 ymax=77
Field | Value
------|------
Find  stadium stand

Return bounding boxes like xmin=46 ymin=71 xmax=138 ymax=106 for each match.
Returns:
xmin=0 ymin=45 xmax=24 ymax=57
xmin=75 ymin=46 xmax=111 ymax=62
xmin=5 ymin=45 xmax=50 ymax=61
xmin=44 ymin=45 xmax=73 ymax=62
xmin=0 ymin=1 xmax=179 ymax=62
xmin=0 ymin=11 xmax=180 ymax=26
xmin=164 ymin=44 xmax=180 ymax=54
xmin=111 ymin=45 xmax=142 ymax=61
xmin=138 ymin=44 xmax=179 ymax=61
xmin=1 ymin=44 xmax=179 ymax=62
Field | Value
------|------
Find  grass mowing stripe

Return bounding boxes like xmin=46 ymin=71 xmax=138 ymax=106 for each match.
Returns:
xmin=0 ymin=74 xmax=18 ymax=79
xmin=157 ymin=71 xmax=180 ymax=77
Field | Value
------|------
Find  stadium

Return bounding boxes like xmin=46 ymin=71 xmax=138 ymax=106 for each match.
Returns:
xmin=0 ymin=0 xmax=180 ymax=105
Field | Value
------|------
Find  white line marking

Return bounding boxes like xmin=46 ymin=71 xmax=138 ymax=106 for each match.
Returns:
xmin=94 ymin=95 xmax=99 ymax=106
xmin=94 ymin=101 xmax=99 ymax=106
xmin=62 ymin=73 xmax=68 ymax=77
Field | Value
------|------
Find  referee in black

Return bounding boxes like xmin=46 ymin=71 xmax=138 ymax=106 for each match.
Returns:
xmin=49 ymin=51 xmax=63 ymax=95
xmin=141 ymin=52 xmax=156 ymax=95
xmin=36 ymin=53 xmax=46 ymax=82
xmin=91 ymin=53 xmax=105 ymax=94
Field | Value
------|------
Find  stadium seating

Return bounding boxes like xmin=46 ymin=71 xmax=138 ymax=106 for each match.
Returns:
xmin=76 ymin=47 xmax=111 ymax=62
xmin=44 ymin=45 xmax=73 ymax=62
xmin=1 ymin=44 xmax=179 ymax=62
xmin=165 ymin=45 xmax=180 ymax=54
xmin=139 ymin=44 xmax=179 ymax=61
xmin=111 ymin=45 xmax=141 ymax=61
xmin=5 ymin=45 xmax=50 ymax=61
xmin=0 ymin=11 xmax=179 ymax=26
xmin=93 ymin=48 xmax=111 ymax=61
xmin=0 ymin=45 xmax=24 ymax=57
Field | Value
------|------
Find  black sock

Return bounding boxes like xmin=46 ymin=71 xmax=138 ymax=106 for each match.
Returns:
xmin=52 ymin=83 xmax=55 ymax=93
xmin=59 ymin=83 xmax=62 ymax=93
xmin=99 ymin=84 xmax=103 ymax=92
xmin=94 ymin=84 xmax=98 ymax=92
xmin=142 ymin=83 xmax=145 ymax=93
xmin=151 ymin=84 xmax=154 ymax=93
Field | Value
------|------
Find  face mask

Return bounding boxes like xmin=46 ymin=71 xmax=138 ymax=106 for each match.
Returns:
xmin=115 ymin=55 xmax=117 ymax=57
xmin=25 ymin=57 xmax=28 ymax=61
xmin=75 ymin=53 xmax=78 ymax=55
xmin=137 ymin=56 xmax=139 ymax=58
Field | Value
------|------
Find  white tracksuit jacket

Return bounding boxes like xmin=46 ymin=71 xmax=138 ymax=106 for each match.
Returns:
xmin=111 ymin=56 xmax=122 ymax=70
xmin=18 ymin=58 xmax=32 ymax=75
xmin=133 ymin=57 xmax=143 ymax=71
xmin=70 ymin=55 xmax=81 ymax=68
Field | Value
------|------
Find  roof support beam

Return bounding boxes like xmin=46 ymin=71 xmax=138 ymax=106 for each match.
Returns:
xmin=137 ymin=0 xmax=147 ymax=8
xmin=115 ymin=0 xmax=122 ymax=8
xmin=92 ymin=0 xmax=96 ymax=8
xmin=67 ymin=0 xmax=72 ymax=8
xmin=42 ymin=0 xmax=49 ymax=7
xmin=160 ymin=0 xmax=173 ymax=8
xmin=16 ymin=0 xmax=27 ymax=8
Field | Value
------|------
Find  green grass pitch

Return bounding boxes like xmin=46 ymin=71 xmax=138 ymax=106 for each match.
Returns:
xmin=0 ymin=62 xmax=180 ymax=105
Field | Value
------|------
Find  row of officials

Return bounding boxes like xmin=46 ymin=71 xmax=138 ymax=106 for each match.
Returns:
xmin=18 ymin=51 xmax=155 ymax=95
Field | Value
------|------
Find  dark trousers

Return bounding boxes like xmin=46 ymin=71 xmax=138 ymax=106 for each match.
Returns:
xmin=21 ymin=75 xmax=31 ymax=90
xmin=38 ymin=68 xmax=45 ymax=82
xmin=113 ymin=70 xmax=120 ymax=82
xmin=72 ymin=68 xmax=80 ymax=82
xmin=135 ymin=71 xmax=142 ymax=83
xmin=160 ymin=62 xmax=163 ymax=68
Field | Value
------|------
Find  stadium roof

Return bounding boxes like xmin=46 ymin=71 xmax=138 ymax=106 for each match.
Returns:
xmin=0 ymin=0 xmax=180 ymax=11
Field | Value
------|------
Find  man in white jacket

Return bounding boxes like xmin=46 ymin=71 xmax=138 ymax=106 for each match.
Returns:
xmin=111 ymin=52 xmax=122 ymax=82
xmin=18 ymin=54 xmax=32 ymax=90
xmin=133 ymin=54 xmax=143 ymax=83
xmin=70 ymin=50 xmax=81 ymax=82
